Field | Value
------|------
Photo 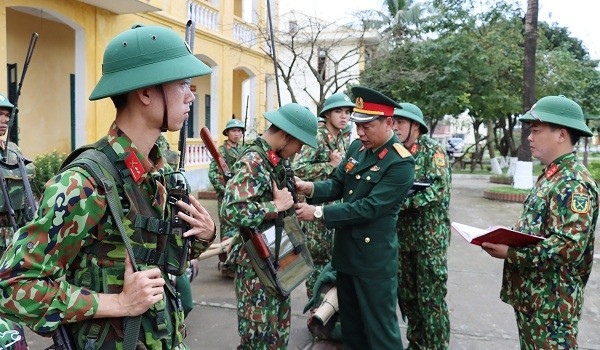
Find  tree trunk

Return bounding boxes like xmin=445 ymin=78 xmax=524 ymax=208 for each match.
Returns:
xmin=514 ymin=0 xmax=538 ymax=189
xmin=487 ymin=120 xmax=502 ymax=174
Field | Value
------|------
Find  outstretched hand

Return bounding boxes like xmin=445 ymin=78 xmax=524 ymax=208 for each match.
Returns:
xmin=177 ymin=195 xmax=216 ymax=242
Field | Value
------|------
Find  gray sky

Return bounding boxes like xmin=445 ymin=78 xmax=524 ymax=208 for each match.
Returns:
xmin=279 ymin=0 xmax=600 ymax=60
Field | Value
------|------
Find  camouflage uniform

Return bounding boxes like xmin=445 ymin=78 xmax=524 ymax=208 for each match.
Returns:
xmin=396 ymin=135 xmax=451 ymax=349
xmin=221 ymin=137 xmax=291 ymax=350
xmin=0 ymin=123 xmax=212 ymax=349
xmin=501 ymin=152 xmax=598 ymax=349
xmin=0 ymin=140 xmax=34 ymax=350
xmin=293 ymin=126 xmax=347 ymax=298
xmin=0 ymin=141 xmax=34 ymax=254
xmin=209 ymin=142 xmax=242 ymax=239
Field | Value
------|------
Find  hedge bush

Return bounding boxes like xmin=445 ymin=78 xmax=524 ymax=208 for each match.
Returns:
xmin=32 ymin=151 xmax=68 ymax=198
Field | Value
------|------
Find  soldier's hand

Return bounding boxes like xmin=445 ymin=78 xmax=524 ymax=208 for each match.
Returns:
xmin=481 ymin=242 xmax=509 ymax=259
xmin=178 ymin=195 xmax=216 ymax=242
xmin=294 ymin=177 xmax=314 ymax=196
xmin=295 ymin=202 xmax=316 ymax=221
xmin=273 ymin=179 xmax=294 ymax=212
xmin=120 ymin=254 xmax=166 ymax=316
xmin=329 ymin=150 xmax=342 ymax=167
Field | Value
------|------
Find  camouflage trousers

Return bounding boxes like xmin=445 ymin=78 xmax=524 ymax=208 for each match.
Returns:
xmin=515 ymin=309 xmax=579 ymax=349
xmin=235 ymin=263 xmax=291 ymax=350
xmin=302 ymin=219 xmax=334 ymax=299
xmin=0 ymin=317 xmax=28 ymax=350
xmin=398 ymin=248 xmax=450 ymax=350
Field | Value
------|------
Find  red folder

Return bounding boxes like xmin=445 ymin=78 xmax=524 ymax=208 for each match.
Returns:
xmin=451 ymin=222 xmax=545 ymax=247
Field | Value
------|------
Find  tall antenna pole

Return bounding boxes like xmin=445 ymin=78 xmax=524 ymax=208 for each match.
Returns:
xmin=266 ymin=0 xmax=281 ymax=107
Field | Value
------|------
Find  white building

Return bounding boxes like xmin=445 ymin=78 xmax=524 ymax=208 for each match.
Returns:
xmin=276 ymin=11 xmax=381 ymax=114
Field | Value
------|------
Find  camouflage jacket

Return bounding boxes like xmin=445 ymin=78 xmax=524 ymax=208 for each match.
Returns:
xmin=500 ymin=152 xmax=599 ymax=320
xmin=293 ymin=126 xmax=347 ymax=182
xmin=396 ymin=135 xmax=451 ymax=251
xmin=0 ymin=141 xmax=35 ymax=251
xmin=221 ymin=137 xmax=285 ymax=266
xmin=208 ymin=142 xmax=241 ymax=197
xmin=0 ymin=123 xmax=210 ymax=349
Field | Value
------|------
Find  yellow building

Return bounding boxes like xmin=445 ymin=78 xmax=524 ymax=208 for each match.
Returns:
xmin=0 ymin=0 xmax=278 ymax=190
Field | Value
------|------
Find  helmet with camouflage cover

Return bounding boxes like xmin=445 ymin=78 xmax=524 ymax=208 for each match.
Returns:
xmin=263 ymin=103 xmax=318 ymax=148
xmin=89 ymin=24 xmax=212 ymax=100
xmin=519 ymin=95 xmax=592 ymax=137
xmin=393 ymin=102 xmax=428 ymax=134
xmin=223 ymin=119 xmax=246 ymax=136
xmin=320 ymin=93 xmax=356 ymax=117
xmin=0 ymin=93 xmax=14 ymax=110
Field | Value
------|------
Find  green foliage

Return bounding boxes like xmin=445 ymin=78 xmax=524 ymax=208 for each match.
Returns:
xmin=32 ymin=151 xmax=67 ymax=198
xmin=486 ymin=185 xmax=530 ymax=195
xmin=587 ymin=161 xmax=600 ymax=182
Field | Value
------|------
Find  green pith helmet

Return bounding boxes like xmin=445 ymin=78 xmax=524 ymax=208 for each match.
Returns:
xmin=317 ymin=117 xmax=327 ymax=123
xmin=320 ymin=93 xmax=356 ymax=117
xmin=0 ymin=93 xmax=14 ymax=110
xmin=90 ymin=24 xmax=213 ymax=100
xmin=393 ymin=103 xmax=428 ymax=134
xmin=223 ymin=119 xmax=246 ymax=136
xmin=263 ymin=103 xmax=318 ymax=148
xmin=519 ymin=95 xmax=592 ymax=137
xmin=350 ymin=86 xmax=402 ymax=123
xmin=342 ymin=122 xmax=353 ymax=135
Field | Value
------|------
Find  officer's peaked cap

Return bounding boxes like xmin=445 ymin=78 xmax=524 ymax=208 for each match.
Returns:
xmin=350 ymin=86 xmax=401 ymax=123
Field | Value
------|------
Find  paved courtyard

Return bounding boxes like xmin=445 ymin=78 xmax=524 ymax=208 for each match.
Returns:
xmin=22 ymin=175 xmax=600 ymax=349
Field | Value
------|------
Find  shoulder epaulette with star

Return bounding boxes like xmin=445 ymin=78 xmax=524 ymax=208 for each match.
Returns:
xmin=393 ymin=143 xmax=411 ymax=158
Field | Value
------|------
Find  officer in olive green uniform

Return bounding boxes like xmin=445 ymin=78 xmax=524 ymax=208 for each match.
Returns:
xmin=296 ymin=86 xmax=415 ymax=350
xmin=393 ymin=103 xmax=451 ymax=349
xmin=482 ymin=95 xmax=599 ymax=349
xmin=293 ymin=93 xmax=354 ymax=299
xmin=0 ymin=25 xmax=216 ymax=349
xmin=221 ymin=103 xmax=317 ymax=350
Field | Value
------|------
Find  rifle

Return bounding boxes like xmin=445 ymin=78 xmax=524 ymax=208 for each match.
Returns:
xmin=242 ymin=95 xmax=249 ymax=146
xmin=164 ymin=19 xmax=196 ymax=276
xmin=46 ymin=323 xmax=75 ymax=350
xmin=200 ymin=126 xmax=284 ymax=294
xmin=10 ymin=149 xmax=36 ymax=221
xmin=0 ymin=164 xmax=18 ymax=231
xmin=6 ymin=32 xmax=38 ymax=148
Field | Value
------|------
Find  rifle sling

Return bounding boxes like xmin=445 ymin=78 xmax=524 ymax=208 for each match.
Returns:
xmin=62 ymin=148 xmax=142 ymax=350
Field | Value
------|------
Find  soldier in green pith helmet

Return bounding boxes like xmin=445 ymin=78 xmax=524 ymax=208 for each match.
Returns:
xmin=208 ymin=118 xmax=245 ymax=277
xmin=0 ymin=24 xmax=217 ymax=349
xmin=293 ymin=92 xmax=354 ymax=301
xmin=221 ymin=103 xmax=317 ymax=350
xmin=482 ymin=95 xmax=599 ymax=349
xmin=0 ymin=93 xmax=31 ymax=350
xmin=392 ymin=102 xmax=451 ymax=349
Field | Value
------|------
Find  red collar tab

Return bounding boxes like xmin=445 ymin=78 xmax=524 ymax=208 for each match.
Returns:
xmin=268 ymin=150 xmax=280 ymax=166
xmin=378 ymin=148 xmax=389 ymax=159
xmin=409 ymin=143 xmax=418 ymax=155
xmin=125 ymin=152 xmax=145 ymax=183
xmin=545 ymin=164 xmax=558 ymax=179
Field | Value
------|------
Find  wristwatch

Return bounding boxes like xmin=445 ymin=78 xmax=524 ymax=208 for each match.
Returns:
xmin=314 ymin=205 xmax=323 ymax=219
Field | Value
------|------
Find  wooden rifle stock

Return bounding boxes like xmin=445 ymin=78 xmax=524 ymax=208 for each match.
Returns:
xmin=200 ymin=126 xmax=284 ymax=293
xmin=200 ymin=126 xmax=232 ymax=182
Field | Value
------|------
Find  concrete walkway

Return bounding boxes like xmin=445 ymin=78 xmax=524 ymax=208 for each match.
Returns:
xmin=22 ymin=176 xmax=600 ymax=349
